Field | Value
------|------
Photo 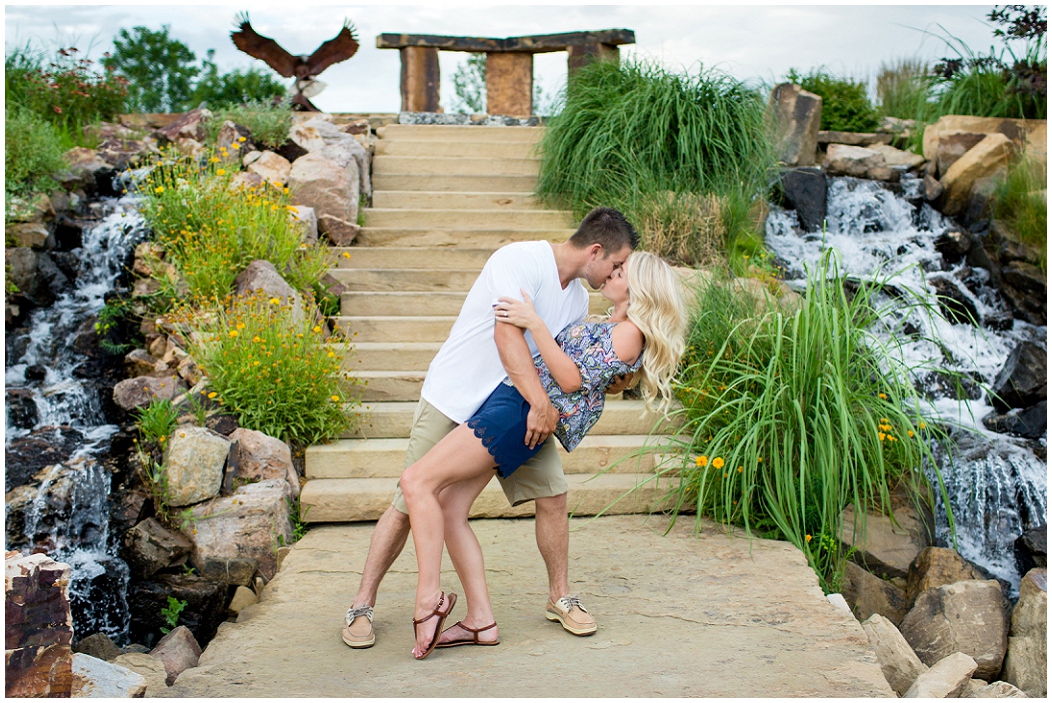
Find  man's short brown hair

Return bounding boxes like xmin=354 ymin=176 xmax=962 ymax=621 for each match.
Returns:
xmin=568 ymin=207 xmax=640 ymax=255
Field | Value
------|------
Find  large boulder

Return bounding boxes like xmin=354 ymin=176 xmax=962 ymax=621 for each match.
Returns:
xmin=778 ymin=167 xmax=826 ymax=232
xmin=301 ymin=116 xmax=372 ymax=197
xmin=906 ymin=546 xmax=989 ymax=607
xmin=70 ymin=653 xmax=147 ymax=697
xmin=6 ymin=222 xmax=48 ymax=249
xmin=288 ymin=205 xmax=318 ymax=245
xmin=939 ymin=133 xmax=1014 ymax=216
xmin=840 ymin=502 xmax=930 ymax=579
xmin=1001 ymin=568 xmax=1046 ymax=697
xmin=111 ymin=652 xmax=168 ymax=696
xmin=113 ymin=375 xmax=186 ymax=412
xmin=922 ymin=115 xmax=1046 ymax=163
xmin=936 ymin=131 xmax=988 ymax=177
xmin=157 ymin=108 xmax=211 ymax=143
xmin=904 ymin=652 xmax=978 ymax=698
xmin=229 ymin=427 xmax=299 ymax=498
xmin=767 ymin=83 xmax=822 ymax=167
xmin=1015 ymin=526 xmax=1047 ymax=576
xmin=244 ymin=151 xmax=292 ymax=186
xmin=868 ymin=143 xmax=926 ymax=170
xmin=163 ymin=427 xmax=231 ymax=507
xmin=823 ymin=144 xmax=893 ymax=181
xmin=233 ymin=259 xmax=299 ymax=304
xmin=861 ymin=614 xmax=928 ymax=696
xmin=982 ymin=401 xmax=1046 ymax=439
xmin=842 ymin=561 xmax=909 ymax=625
xmin=121 ymin=517 xmax=192 ymax=578
xmin=183 ymin=479 xmax=293 ymax=579
xmin=989 ymin=341 xmax=1047 ymax=411
xmin=197 ymin=557 xmax=258 ymax=587
xmin=900 ymin=580 xmax=1009 ymax=680
xmin=5 ymin=552 xmax=73 ymax=697
xmin=970 ymin=680 xmax=1029 ymax=697
xmin=148 ymin=625 xmax=201 ymax=686
xmin=288 ymin=152 xmax=360 ymax=245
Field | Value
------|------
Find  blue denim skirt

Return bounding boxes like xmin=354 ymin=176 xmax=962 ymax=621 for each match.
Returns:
xmin=466 ymin=383 xmax=543 ymax=478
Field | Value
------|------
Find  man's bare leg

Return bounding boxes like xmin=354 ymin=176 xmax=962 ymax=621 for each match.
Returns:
xmin=534 ymin=493 xmax=570 ymax=602
xmin=350 ymin=505 xmax=411 ymax=608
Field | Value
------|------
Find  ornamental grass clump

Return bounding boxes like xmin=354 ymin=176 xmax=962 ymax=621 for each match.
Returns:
xmin=993 ymin=153 xmax=1047 ymax=270
xmin=535 ymin=59 xmax=774 ymax=270
xmin=656 ymin=251 xmax=954 ymax=592
xmin=184 ymin=290 xmax=359 ymax=446
xmin=137 ymin=147 xmax=329 ymax=301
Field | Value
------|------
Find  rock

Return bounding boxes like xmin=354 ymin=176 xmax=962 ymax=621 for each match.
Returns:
xmin=288 ymin=205 xmax=319 ymax=245
xmin=841 ymin=502 xmax=930 ymax=579
xmin=5 ymin=389 xmax=39 ymax=433
xmin=216 ymin=121 xmax=254 ymax=157
xmin=301 ymin=117 xmax=372 ymax=197
xmin=1001 ymin=568 xmax=1046 ymax=697
xmin=900 ymin=580 xmax=1009 ymax=680
xmin=112 ymin=653 xmax=168 ymax=695
xmin=4 ymin=552 xmax=73 ymax=697
xmin=148 ymin=625 xmax=201 ymax=686
xmin=157 ymin=108 xmax=211 ymax=143
xmin=972 ymin=680 xmax=1029 ymax=697
xmin=121 ymin=644 xmax=151 ymax=655
xmin=924 ymin=174 xmax=945 ymax=202
xmin=70 ymin=653 xmax=147 ymax=697
xmin=778 ymin=167 xmax=826 ymax=232
xmin=7 ymin=222 xmax=49 ymax=249
xmin=228 ymin=585 xmax=258 ymax=615
xmin=229 ymin=172 xmax=265 ymax=190
xmin=96 ymin=137 xmax=159 ymax=170
xmin=5 ymin=192 xmax=55 ymax=223
xmin=112 ymin=375 xmax=186 ymax=411
xmin=936 ymin=131 xmax=988 ymax=176
xmin=124 ymin=349 xmax=161 ymax=378
xmin=175 ymin=356 xmax=202 ymax=386
xmin=275 ymin=545 xmax=291 ymax=572
xmin=1015 ymin=527 xmax=1047 ymax=576
xmin=842 ymin=561 xmax=909 ymax=625
xmin=164 ymin=427 xmax=231 ymax=507
xmin=197 ymin=557 xmax=258 ymax=587
xmin=289 ymin=122 xmax=326 ymax=152
xmin=127 ymin=574 xmax=226 ymax=649
xmin=1001 ymin=261 xmax=1046 ymax=299
xmin=184 ymin=479 xmax=293 ymax=579
xmin=939 ymin=133 xmax=1014 ymax=216
xmin=934 ymin=228 xmax=972 ymax=263
xmin=990 ymin=342 xmax=1047 ymax=411
xmin=862 ymin=614 xmax=928 ymax=696
xmin=57 ymin=147 xmax=112 ymax=191
xmin=922 ymin=116 xmax=1044 ymax=163
xmin=767 ymin=83 xmax=822 ymax=167
xmin=826 ymin=592 xmax=852 ymax=616
xmin=928 ymin=275 xmax=980 ymax=326
xmin=274 ymin=138 xmax=309 ymax=164
xmin=823 ymin=144 xmax=894 ymax=181
xmin=288 ymin=152 xmax=360 ymax=245
xmin=233 ymin=259 xmax=300 ymax=305
xmin=83 ymin=121 xmax=141 ymax=142
xmin=73 ymin=632 xmax=122 ymax=662
xmin=121 ymin=517 xmax=193 ymax=579
xmin=204 ymin=413 xmax=239 ymax=436
xmin=879 ymin=116 xmax=916 ymax=135
xmin=229 ymin=428 xmax=298 ymax=498
xmin=818 ymin=131 xmax=893 ymax=147
xmin=982 ymin=402 xmax=1046 ymax=439
xmin=904 ymin=652 xmax=978 ymax=698
xmin=869 ymin=143 xmax=926 ymax=169
xmin=246 ymin=151 xmax=292 ymax=186
xmin=174 ymin=137 xmax=205 ymax=160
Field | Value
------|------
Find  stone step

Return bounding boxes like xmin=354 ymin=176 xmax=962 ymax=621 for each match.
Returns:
xmin=355 ymin=227 xmax=573 ymax=247
xmin=342 ymin=342 xmax=440 ymax=371
xmin=371 ymin=191 xmax=540 ymax=210
xmin=376 ymin=124 xmax=543 ymax=142
xmin=372 ymin=174 xmax=538 ymax=192
xmin=330 ymin=246 xmax=496 ymax=270
xmin=357 ymin=370 xmax=427 ymax=402
xmin=346 ymin=399 xmax=677 ymax=439
xmin=363 ymin=208 xmax=572 ymax=229
xmin=299 ymin=472 xmax=667 ymax=523
xmin=374 ymin=140 xmax=540 ymax=158
xmin=329 ymin=269 xmax=480 ymax=292
xmin=340 ymin=290 xmax=611 ymax=317
xmin=373 ymin=156 xmax=539 ymax=177
xmin=335 ymin=316 xmax=454 ymax=343
xmin=306 ymin=435 xmax=663 ymax=479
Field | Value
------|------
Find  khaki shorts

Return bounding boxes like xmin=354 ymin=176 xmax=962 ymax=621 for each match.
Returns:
xmin=390 ymin=397 xmax=567 ymax=513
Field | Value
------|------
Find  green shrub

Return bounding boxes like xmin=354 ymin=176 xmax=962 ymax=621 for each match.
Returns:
xmin=5 ymin=108 xmax=67 ymax=196
xmin=993 ymin=154 xmax=1047 ymax=270
xmin=653 ymin=252 xmax=953 ymax=592
xmin=183 ymin=291 xmax=359 ymax=446
xmin=536 ymin=59 xmax=774 ymax=270
xmin=136 ymin=148 xmax=329 ymax=302
xmin=202 ymin=99 xmax=294 ymax=148
xmin=787 ymin=68 xmax=879 ymax=133
xmin=191 ymin=49 xmax=288 ymax=109
xmin=135 ymin=399 xmax=180 ymax=447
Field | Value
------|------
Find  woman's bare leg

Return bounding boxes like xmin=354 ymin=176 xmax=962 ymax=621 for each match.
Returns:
xmin=400 ymin=423 xmax=496 ymax=658
xmin=437 ymin=472 xmax=500 ymax=644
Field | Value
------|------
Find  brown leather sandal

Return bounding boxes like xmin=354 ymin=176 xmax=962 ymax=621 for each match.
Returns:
xmin=435 ymin=620 xmax=500 ymax=648
xmin=412 ymin=592 xmax=457 ymax=660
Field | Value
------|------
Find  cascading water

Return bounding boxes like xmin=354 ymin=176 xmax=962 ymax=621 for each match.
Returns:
xmin=5 ymin=199 xmax=148 ymax=643
xmin=766 ymin=176 xmax=1047 ymax=594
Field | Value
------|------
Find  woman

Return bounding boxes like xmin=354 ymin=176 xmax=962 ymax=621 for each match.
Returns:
xmin=400 ymin=251 xmax=686 ymax=660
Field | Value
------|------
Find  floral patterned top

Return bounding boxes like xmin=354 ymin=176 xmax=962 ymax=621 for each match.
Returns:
xmin=503 ymin=321 xmax=644 ymax=452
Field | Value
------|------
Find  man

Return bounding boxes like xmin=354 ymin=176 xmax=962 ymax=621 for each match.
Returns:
xmin=342 ymin=207 xmax=639 ymax=648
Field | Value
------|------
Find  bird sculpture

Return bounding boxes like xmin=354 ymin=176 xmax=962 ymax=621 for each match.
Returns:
xmin=231 ymin=13 xmax=359 ymax=111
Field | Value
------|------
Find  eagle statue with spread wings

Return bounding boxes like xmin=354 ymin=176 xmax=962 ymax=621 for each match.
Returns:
xmin=231 ymin=12 xmax=359 ymax=110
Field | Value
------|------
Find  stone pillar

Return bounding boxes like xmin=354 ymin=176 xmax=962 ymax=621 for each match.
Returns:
xmin=567 ymin=42 xmax=620 ymax=76
xmin=5 ymin=551 xmax=74 ymax=698
xmin=485 ymin=52 xmax=534 ymax=116
xmin=767 ymin=83 xmax=823 ymax=167
xmin=399 ymin=47 xmax=440 ymax=112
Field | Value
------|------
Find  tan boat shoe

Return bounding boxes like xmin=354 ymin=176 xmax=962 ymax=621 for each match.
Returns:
xmin=342 ymin=604 xmax=375 ymax=648
xmin=545 ymin=595 xmax=597 ymax=636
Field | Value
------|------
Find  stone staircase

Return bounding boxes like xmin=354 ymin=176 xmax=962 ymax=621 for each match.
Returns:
xmin=300 ymin=124 xmax=673 ymax=523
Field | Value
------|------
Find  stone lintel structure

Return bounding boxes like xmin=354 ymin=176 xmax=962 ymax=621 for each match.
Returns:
xmin=377 ymin=29 xmax=635 ymax=116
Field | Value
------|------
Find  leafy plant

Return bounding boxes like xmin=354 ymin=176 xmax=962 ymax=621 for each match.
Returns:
xmin=103 ymin=25 xmax=199 ymax=112
xmin=993 ymin=153 xmax=1047 ymax=270
xmin=135 ymin=399 xmax=180 ymax=446
xmin=648 ymin=251 xmax=955 ymax=592
xmin=4 ymin=108 xmax=67 ymax=197
xmin=787 ymin=68 xmax=880 ymax=132
xmin=159 ymin=596 xmax=187 ymax=634
xmin=133 ymin=443 xmax=171 ymax=524
xmin=203 ymin=99 xmax=294 ymax=148
xmin=286 ymin=496 xmax=311 ymax=544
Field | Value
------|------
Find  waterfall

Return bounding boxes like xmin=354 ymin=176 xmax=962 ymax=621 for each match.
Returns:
xmin=766 ymin=176 xmax=1047 ymax=594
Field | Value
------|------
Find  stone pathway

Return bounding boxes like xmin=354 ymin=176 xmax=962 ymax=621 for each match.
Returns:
xmin=162 ymin=515 xmax=892 ymax=697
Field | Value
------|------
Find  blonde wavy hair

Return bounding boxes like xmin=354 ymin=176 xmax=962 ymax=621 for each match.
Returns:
xmin=622 ymin=251 xmax=687 ymax=414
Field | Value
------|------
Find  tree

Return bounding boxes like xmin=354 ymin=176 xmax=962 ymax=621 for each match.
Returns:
xmin=103 ymin=25 xmax=199 ymax=112
xmin=451 ymin=53 xmax=486 ymax=113
xmin=191 ymin=49 xmax=287 ymax=108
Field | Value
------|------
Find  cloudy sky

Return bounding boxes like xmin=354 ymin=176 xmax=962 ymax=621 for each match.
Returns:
xmin=5 ymin=3 xmax=1008 ymax=113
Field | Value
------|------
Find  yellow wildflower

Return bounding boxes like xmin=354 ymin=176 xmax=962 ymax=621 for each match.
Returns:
xmin=228 ymin=330 xmax=239 ymax=337
xmin=216 ymin=168 xmax=227 ymax=176
xmin=154 ymin=186 xmax=165 ymax=194
xmin=331 ymin=395 xmax=340 ymax=402
xmin=208 ymin=392 xmax=217 ymax=399
xmin=269 ymin=297 xmax=281 ymax=305
xmin=238 ymin=136 xmax=247 ymax=142
xmin=878 ymin=392 xmax=887 ymax=399
xmin=712 ymin=457 xmax=724 ymax=469
xmin=313 ymin=325 xmax=322 ymax=333
xmin=805 ymin=534 xmax=812 ymax=543
xmin=696 ymin=456 xmax=708 ymax=467
xmin=342 ymin=252 xmax=351 ymax=259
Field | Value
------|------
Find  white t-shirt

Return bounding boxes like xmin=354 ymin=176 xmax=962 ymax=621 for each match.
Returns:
xmin=420 ymin=241 xmax=589 ymax=424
